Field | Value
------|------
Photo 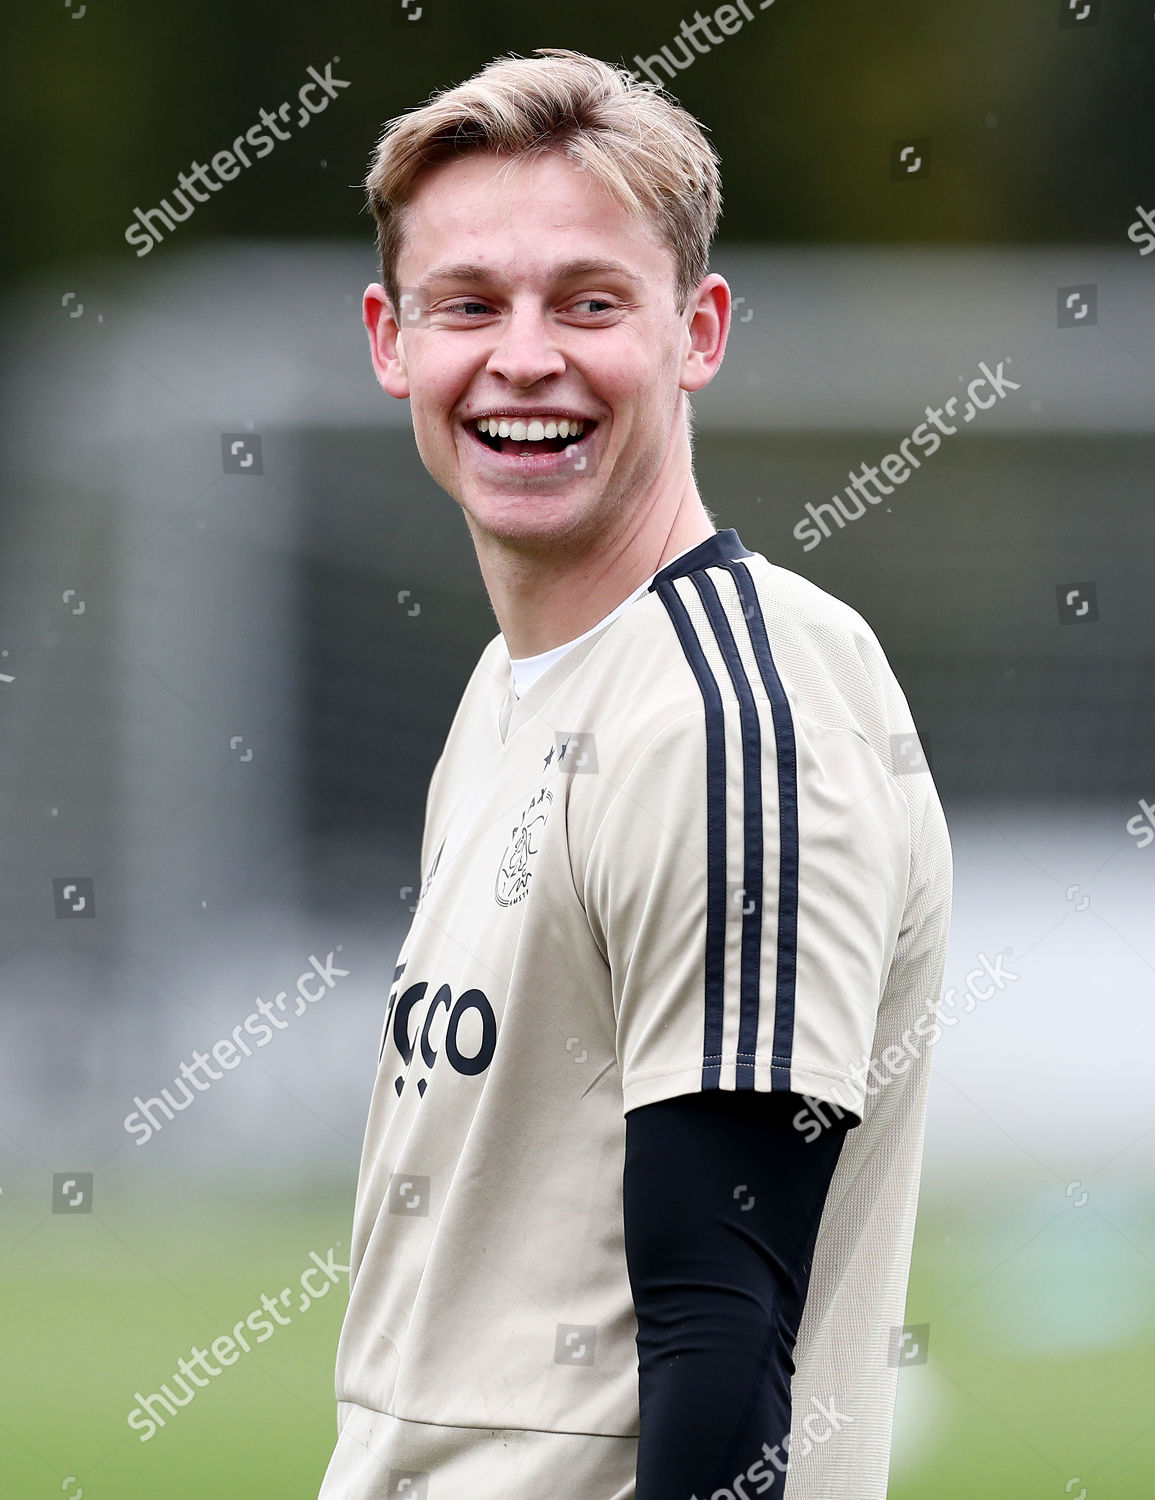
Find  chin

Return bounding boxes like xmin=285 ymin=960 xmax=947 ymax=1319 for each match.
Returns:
xmin=461 ymin=490 xmax=600 ymax=550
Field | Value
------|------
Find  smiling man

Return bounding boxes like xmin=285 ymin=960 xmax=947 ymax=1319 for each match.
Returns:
xmin=318 ymin=48 xmax=952 ymax=1500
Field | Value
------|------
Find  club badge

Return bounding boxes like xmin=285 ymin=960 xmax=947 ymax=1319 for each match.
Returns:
xmin=495 ymin=788 xmax=553 ymax=908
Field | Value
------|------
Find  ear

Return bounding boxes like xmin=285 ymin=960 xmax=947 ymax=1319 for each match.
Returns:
xmin=363 ymin=283 xmax=410 ymax=399
xmin=679 ymin=274 xmax=730 ymax=395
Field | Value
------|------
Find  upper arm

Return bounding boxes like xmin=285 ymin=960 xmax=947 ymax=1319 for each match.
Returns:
xmin=584 ymin=695 xmax=908 ymax=1124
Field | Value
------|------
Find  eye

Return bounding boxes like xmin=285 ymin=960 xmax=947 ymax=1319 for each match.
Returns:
xmin=571 ymin=298 xmax=615 ymax=315
xmin=445 ymin=300 xmax=493 ymax=317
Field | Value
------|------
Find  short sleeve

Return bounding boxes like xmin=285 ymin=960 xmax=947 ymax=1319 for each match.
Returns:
xmin=582 ymin=689 xmax=911 ymax=1122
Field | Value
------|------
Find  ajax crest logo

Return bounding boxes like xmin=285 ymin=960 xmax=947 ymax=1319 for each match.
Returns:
xmin=495 ymin=788 xmax=553 ymax=907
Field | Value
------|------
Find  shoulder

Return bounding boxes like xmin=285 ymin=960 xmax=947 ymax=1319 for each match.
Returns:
xmin=594 ymin=538 xmax=904 ymax=757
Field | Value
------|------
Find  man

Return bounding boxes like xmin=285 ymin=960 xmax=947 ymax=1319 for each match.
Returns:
xmin=319 ymin=48 xmax=951 ymax=1500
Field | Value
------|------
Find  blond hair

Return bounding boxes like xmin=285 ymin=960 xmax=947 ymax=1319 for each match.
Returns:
xmin=364 ymin=48 xmax=722 ymax=317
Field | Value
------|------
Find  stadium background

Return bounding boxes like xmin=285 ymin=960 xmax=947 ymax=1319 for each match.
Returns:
xmin=1 ymin=1 xmax=1153 ymax=1495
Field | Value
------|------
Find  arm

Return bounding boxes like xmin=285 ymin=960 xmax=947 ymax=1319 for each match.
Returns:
xmin=624 ymin=1088 xmax=851 ymax=1499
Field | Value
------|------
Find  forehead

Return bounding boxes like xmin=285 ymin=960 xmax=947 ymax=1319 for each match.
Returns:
xmin=397 ymin=150 xmax=676 ymax=293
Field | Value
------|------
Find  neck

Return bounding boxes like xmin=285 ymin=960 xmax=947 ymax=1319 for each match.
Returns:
xmin=470 ymin=482 xmax=715 ymax=660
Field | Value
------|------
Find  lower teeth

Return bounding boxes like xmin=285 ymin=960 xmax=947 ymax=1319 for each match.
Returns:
xmin=494 ymin=439 xmax=569 ymax=454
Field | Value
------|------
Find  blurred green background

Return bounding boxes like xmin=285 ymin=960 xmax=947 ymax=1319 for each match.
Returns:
xmin=3 ymin=1183 xmax=1152 ymax=1496
xmin=2 ymin=1 xmax=1153 ymax=1496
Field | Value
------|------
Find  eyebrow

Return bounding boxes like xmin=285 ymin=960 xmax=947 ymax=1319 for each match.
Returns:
xmin=416 ymin=258 xmax=647 ymax=293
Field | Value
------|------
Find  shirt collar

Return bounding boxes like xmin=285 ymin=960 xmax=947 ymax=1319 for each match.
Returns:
xmin=649 ymin=528 xmax=753 ymax=587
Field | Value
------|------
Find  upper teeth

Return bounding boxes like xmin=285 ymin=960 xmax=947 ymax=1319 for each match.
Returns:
xmin=476 ymin=417 xmax=585 ymax=441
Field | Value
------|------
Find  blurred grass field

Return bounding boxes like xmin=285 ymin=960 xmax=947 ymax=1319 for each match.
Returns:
xmin=2 ymin=1181 xmax=1152 ymax=1498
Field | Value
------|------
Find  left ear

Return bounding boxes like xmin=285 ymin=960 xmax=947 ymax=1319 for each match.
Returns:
xmin=679 ymin=274 xmax=731 ymax=394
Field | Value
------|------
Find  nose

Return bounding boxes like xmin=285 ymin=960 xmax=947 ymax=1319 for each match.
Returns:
xmin=485 ymin=303 xmax=566 ymax=388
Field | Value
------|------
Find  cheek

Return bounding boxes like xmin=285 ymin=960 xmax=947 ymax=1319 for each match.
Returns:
xmin=616 ymin=326 xmax=682 ymax=395
xmin=411 ymin=338 xmax=471 ymax=399
xmin=404 ymin=375 xmax=451 ymax=458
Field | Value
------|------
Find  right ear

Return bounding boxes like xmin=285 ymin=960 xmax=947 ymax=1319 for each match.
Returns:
xmin=363 ymin=283 xmax=410 ymax=398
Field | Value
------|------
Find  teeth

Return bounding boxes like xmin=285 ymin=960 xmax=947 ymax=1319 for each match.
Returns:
xmin=475 ymin=417 xmax=586 ymax=442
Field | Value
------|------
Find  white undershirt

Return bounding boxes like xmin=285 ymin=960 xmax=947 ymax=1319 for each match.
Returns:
xmin=507 ymin=542 xmax=701 ymax=699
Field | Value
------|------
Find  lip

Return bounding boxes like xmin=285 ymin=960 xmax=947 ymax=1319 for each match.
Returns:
xmin=469 ymin=409 xmax=596 ymax=426
xmin=459 ymin=414 xmax=599 ymax=481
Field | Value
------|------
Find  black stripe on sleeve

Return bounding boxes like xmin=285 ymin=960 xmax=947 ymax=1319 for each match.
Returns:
xmin=726 ymin=560 xmax=800 ymax=1091
xmin=690 ymin=570 xmax=765 ymax=1089
xmin=652 ymin=576 xmax=728 ymax=1089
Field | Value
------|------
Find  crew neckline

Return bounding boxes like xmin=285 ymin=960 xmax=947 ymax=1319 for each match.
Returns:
xmin=506 ymin=539 xmax=703 ymax=699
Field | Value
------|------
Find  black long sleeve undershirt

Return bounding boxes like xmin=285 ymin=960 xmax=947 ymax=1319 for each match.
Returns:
xmin=623 ymin=1089 xmax=853 ymax=1499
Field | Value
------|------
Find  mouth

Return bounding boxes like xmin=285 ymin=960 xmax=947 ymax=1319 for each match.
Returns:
xmin=465 ymin=413 xmax=597 ymax=468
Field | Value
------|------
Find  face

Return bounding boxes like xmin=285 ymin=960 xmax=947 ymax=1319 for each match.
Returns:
xmin=363 ymin=150 xmax=729 ymax=555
